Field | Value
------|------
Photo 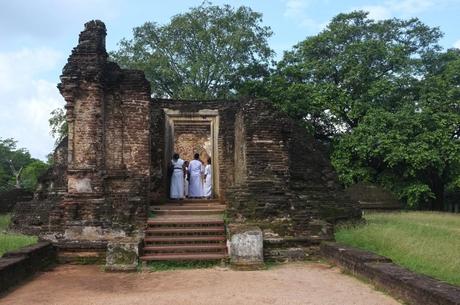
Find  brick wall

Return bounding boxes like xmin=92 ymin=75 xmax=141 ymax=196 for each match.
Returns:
xmin=173 ymin=123 xmax=211 ymax=162
xmin=226 ymin=100 xmax=361 ymax=241
xmin=13 ymin=20 xmax=151 ymax=247
xmin=150 ymin=99 xmax=239 ymax=200
xmin=150 ymin=99 xmax=361 ymax=242
xmin=12 ymin=21 xmax=361 ymax=258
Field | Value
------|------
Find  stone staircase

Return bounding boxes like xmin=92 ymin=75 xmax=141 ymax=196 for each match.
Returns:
xmin=140 ymin=199 xmax=228 ymax=261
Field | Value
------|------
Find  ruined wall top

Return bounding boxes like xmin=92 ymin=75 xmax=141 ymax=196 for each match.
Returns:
xmin=58 ymin=20 xmax=108 ymax=95
xmin=78 ymin=20 xmax=107 ymax=54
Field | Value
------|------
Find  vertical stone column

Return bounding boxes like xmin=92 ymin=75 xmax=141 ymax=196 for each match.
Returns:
xmin=58 ymin=20 xmax=108 ymax=195
xmin=57 ymin=20 xmax=110 ymax=236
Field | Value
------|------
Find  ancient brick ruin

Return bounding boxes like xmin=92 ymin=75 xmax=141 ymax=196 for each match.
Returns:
xmin=13 ymin=20 xmax=361 ymax=264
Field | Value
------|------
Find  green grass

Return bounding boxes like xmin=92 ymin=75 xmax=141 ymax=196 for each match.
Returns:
xmin=147 ymin=260 xmax=220 ymax=271
xmin=335 ymin=211 xmax=460 ymax=286
xmin=0 ymin=214 xmax=37 ymax=256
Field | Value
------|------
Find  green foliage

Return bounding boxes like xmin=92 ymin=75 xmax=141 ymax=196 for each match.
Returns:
xmin=335 ymin=212 xmax=460 ymax=286
xmin=49 ymin=107 xmax=68 ymax=145
xmin=266 ymin=11 xmax=458 ymax=209
xmin=331 ymin=49 xmax=460 ymax=209
xmin=0 ymin=214 xmax=37 ymax=256
xmin=267 ymin=11 xmax=442 ymax=139
xmin=21 ymin=160 xmax=49 ymax=191
xmin=0 ymin=138 xmax=49 ymax=192
xmin=110 ymin=2 xmax=274 ymax=99
xmin=0 ymin=214 xmax=10 ymax=230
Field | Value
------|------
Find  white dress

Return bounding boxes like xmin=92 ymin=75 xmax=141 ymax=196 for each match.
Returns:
xmin=204 ymin=164 xmax=212 ymax=198
xmin=170 ymin=158 xmax=185 ymax=199
xmin=184 ymin=166 xmax=189 ymax=197
xmin=188 ymin=159 xmax=203 ymax=197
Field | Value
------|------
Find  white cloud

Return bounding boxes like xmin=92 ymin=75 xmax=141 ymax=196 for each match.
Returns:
xmin=0 ymin=0 xmax=120 ymax=42
xmin=0 ymin=48 xmax=65 ymax=160
xmin=454 ymin=40 xmax=460 ymax=49
xmin=0 ymin=48 xmax=62 ymax=93
xmin=389 ymin=0 xmax=435 ymax=15
xmin=360 ymin=5 xmax=392 ymax=20
xmin=284 ymin=0 xmax=310 ymax=18
xmin=283 ymin=0 xmax=324 ymax=31
xmin=355 ymin=0 xmax=439 ymax=20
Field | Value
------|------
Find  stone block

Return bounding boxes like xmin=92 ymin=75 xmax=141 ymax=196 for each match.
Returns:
xmin=229 ymin=225 xmax=264 ymax=270
xmin=105 ymin=238 xmax=140 ymax=272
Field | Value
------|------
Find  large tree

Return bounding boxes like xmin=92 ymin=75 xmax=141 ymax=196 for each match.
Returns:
xmin=0 ymin=138 xmax=48 ymax=192
xmin=333 ymin=49 xmax=460 ymax=211
xmin=268 ymin=11 xmax=442 ymax=139
xmin=111 ymin=3 xmax=274 ymax=99
xmin=267 ymin=11 xmax=459 ymax=209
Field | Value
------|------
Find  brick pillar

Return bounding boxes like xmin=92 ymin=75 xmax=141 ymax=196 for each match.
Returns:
xmin=58 ymin=20 xmax=107 ymax=195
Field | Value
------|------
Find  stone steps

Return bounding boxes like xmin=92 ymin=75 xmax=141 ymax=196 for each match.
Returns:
xmin=147 ymin=216 xmax=224 ymax=226
xmin=151 ymin=204 xmax=227 ymax=210
xmin=145 ymin=227 xmax=225 ymax=235
xmin=141 ymin=200 xmax=227 ymax=262
xmin=152 ymin=209 xmax=224 ymax=215
xmin=144 ymin=235 xmax=226 ymax=243
xmin=140 ymin=253 xmax=227 ymax=261
xmin=152 ymin=199 xmax=221 ymax=205
xmin=144 ymin=244 xmax=227 ymax=253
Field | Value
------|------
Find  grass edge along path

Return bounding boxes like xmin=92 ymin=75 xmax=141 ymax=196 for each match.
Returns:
xmin=335 ymin=211 xmax=460 ymax=286
xmin=0 ymin=214 xmax=37 ymax=256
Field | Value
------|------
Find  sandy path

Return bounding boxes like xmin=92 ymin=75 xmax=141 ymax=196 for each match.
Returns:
xmin=0 ymin=263 xmax=400 ymax=305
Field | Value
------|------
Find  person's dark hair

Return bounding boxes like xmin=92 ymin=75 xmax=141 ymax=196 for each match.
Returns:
xmin=173 ymin=153 xmax=179 ymax=160
xmin=194 ymin=153 xmax=200 ymax=160
xmin=207 ymin=157 xmax=211 ymax=164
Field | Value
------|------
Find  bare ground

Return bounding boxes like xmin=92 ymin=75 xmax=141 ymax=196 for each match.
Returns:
xmin=0 ymin=263 xmax=400 ymax=305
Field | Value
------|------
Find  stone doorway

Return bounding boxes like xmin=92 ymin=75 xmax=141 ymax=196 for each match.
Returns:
xmin=164 ymin=109 xmax=220 ymax=198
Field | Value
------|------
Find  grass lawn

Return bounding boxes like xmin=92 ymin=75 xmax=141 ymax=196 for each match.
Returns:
xmin=335 ymin=211 xmax=460 ymax=286
xmin=0 ymin=214 xmax=37 ymax=256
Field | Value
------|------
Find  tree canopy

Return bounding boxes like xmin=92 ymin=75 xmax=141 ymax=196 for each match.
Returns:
xmin=266 ymin=11 xmax=458 ymax=210
xmin=0 ymin=138 xmax=48 ymax=192
xmin=267 ymin=11 xmax=442 ymax=139
xmin=110 ymin=3 xmax=274 ymax=99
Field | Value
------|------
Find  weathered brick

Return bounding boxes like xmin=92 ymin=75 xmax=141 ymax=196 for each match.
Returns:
xmin=13 ymin=20 xmax=361 ymax=260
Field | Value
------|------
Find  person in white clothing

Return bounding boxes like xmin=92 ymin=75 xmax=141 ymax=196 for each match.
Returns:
xmin=183 ymin=160 xmax=189 ymax=198
xmin=169 ymin=153 xmax=185 ymax=199
xmin=188 ymin=153 xmax=203 ymax=198
xmin=203 ymin=157 xmax=212 ymax=198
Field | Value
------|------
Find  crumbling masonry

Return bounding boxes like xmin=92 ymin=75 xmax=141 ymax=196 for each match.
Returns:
xmin=13 ymin=20 xmax=361 ymax=262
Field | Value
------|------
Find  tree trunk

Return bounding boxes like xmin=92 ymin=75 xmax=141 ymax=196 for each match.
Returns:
xmin=429 ymin=174 xmax=445 ymax=211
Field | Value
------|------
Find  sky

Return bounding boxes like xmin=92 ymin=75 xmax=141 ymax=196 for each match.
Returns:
xmin=1 ymin=0 xmax=459 ymax=160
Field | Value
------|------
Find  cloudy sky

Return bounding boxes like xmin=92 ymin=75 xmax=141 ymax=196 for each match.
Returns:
xmin=1 ymin=0 xmax=459 ymax=160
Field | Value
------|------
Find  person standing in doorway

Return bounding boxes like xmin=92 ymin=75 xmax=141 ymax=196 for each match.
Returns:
xmin=203 ymin=157 xmax=212 ymax=199
xmin=169 ymin=153 xmax=185 ymax=200
xmin=183 ymin=160 xmax=189 ymax=198
xmin=188 ymin=153 xmax=203 ymax=198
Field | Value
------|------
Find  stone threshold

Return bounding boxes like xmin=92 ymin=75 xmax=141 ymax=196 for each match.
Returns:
xmin=320 ymin=242 xmax=460 ymax=305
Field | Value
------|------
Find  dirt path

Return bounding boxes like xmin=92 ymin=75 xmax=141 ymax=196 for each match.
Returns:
xmin=0 ymin=263 xmax=400 ymax=305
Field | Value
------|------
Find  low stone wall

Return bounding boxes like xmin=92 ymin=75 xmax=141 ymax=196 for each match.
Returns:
xmin=320 ymin=242 xmax=460 ymax=305
xmin=0 ymin=189 xmax=33 ymax=214
xmin=0 ymin=242 xmax=57 ymax=294
xmin=264 ymin=236 xmax=328 ymax=261
xmin=345 ymin=183 xmax=402 ymax=210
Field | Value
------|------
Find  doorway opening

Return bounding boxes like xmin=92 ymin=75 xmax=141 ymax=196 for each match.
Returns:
xmin=164 ymin=109 xmax=220 ymax=199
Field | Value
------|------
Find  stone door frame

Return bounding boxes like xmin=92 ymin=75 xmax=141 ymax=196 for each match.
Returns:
xmin=163 ymin=108 xmax=220 ymax=198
